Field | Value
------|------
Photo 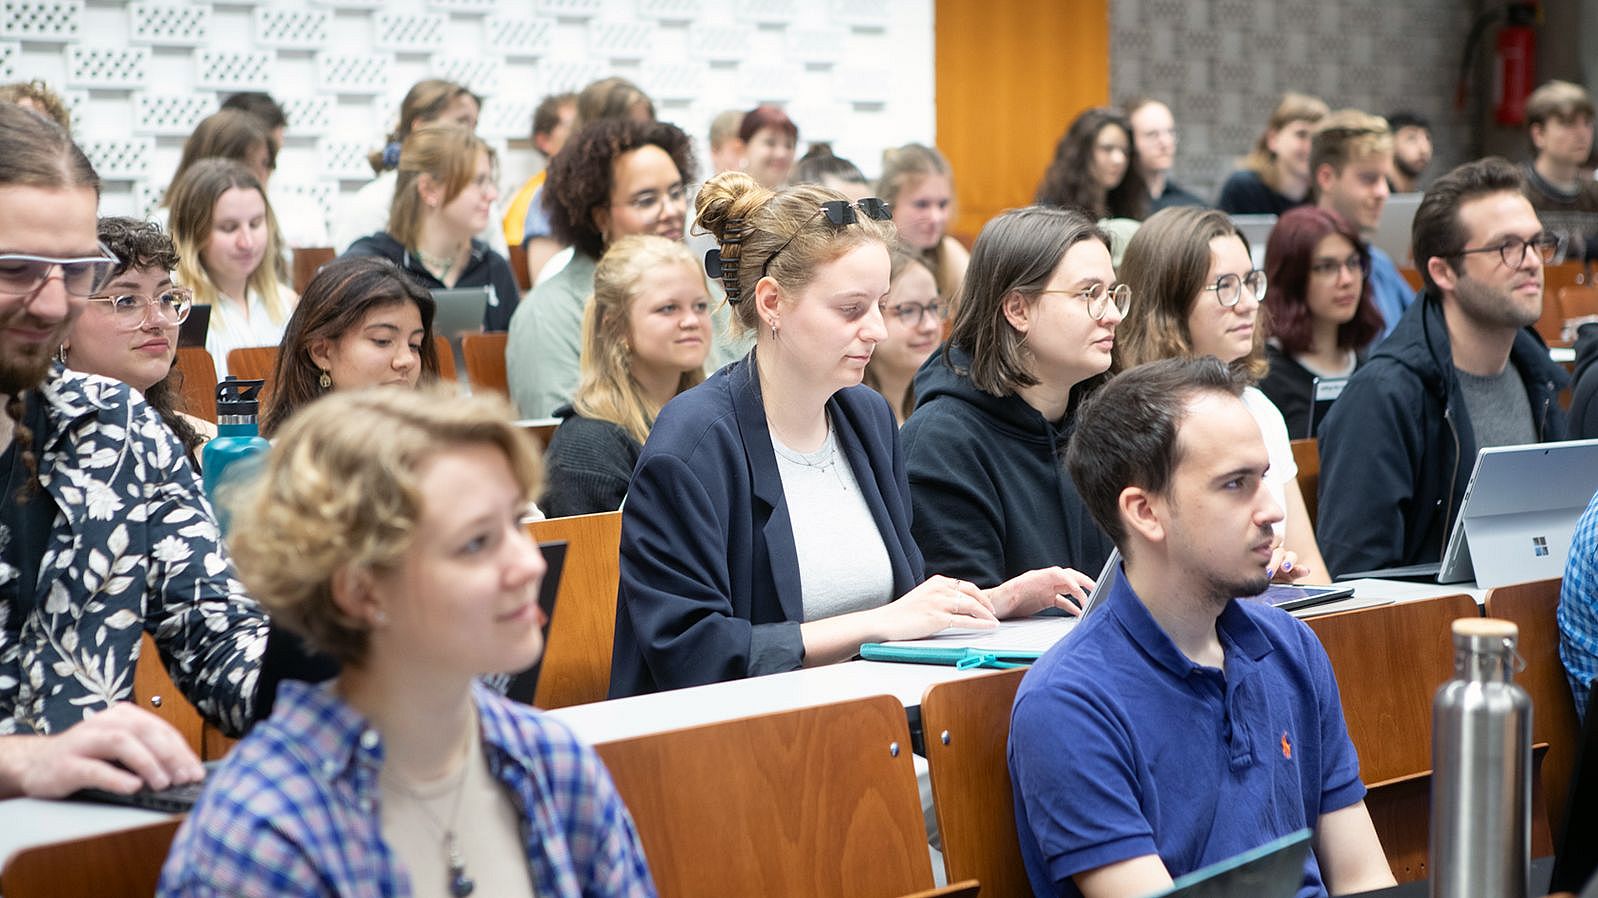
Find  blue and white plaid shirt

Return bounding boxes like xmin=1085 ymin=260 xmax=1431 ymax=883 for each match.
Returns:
xmin=158 ymin=679 xmax=657 ymax=897
xmin=1560 ymin=491 xmax=1598 ymax=724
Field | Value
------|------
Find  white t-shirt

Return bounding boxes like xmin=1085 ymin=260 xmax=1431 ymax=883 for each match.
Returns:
xmin=205 ymin=286 xmax=294 ymax=379
xmin=1242 ymin=386 xmax=1298 ymax=537
xmin=770 ymin=422 xmax=896 ymax=623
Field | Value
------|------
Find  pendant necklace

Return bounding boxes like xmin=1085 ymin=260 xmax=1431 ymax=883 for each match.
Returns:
xmin=387 ymin=748 xmax=476 ymax=897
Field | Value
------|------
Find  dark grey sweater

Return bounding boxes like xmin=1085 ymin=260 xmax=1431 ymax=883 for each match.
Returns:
xmin=541 ymin=406 xmax=642 ymax=518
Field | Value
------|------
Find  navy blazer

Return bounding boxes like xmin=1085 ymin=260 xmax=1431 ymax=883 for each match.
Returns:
xmin=609 ymin=354 xmax=926 ymax=697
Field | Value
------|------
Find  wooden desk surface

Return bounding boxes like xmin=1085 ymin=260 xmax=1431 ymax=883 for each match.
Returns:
xmin=0 ymin=799 xmax=173 ymax=869
xmin=547 ymin=659 xmax=989 ymax=747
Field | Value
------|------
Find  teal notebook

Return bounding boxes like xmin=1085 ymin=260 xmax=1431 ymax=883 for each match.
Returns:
xmin=857 ymin=643 xmax=1042 ymax=670
xmin=1153 ymin=828 xmax=1311 ymax=898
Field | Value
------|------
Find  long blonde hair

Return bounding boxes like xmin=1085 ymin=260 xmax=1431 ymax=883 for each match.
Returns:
xmin=572 ymin=235 xmax=708 ymax=443
xmin=168 ymin=157 xmax=290 ymax=324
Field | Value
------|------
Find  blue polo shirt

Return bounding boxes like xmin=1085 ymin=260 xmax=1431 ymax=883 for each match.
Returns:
xmin=1008 ymin=567 xmax=1366 ymax=898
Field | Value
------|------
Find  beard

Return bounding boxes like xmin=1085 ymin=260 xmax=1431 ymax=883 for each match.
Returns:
xmin=0 ymin=337 xmax=59 ymax=397
xmin=1453 ymin=272 xmax=1540 ymax=330
xmin=1394 ymin=154 xmax=1427 ymax=179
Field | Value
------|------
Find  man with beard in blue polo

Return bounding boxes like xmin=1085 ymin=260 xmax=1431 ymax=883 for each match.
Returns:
xmin=1008 ymin=357 xmax=1395 ymax=898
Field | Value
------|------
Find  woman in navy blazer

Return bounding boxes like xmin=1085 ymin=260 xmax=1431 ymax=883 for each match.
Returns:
xmin=610 ymin=172 xmax=1091 ymax=697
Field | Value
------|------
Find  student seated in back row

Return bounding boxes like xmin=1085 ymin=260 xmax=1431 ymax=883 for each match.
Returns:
xmin=1316 ymin=158 xmax=1570 ymax=576
xmin=1010 ymin=356 xmax=1396 ymax=898
xmin=162 ymin=388 xmax=656 ymax=897
xmin=609 ymin=172 xmax=1091 ymax=697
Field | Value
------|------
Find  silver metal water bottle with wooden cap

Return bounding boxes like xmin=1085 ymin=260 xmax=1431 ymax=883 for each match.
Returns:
xmin=1429 ymin=617 xmax=1532 ymax=898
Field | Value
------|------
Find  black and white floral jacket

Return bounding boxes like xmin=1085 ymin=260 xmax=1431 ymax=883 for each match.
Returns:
xmin=0 ymin=366 xmax=267 ymax=736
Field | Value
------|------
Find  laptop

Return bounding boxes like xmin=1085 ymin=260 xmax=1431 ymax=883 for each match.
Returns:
xmin=1371 ymin=193 xmax=1423 ymax=266
xmin=431 ymin=285 xmax=493 ymax=376
xmin=177 ymin=303 xmax=210 ymax=348
xmin=1344 ymin=439 xmax=1598 ymax=588
xmin=1087 ymin=547 xmax=1352 ymax=614
xmin=504 ymin=539 xmax=569 ymax=706
xmin=1152 ymin=828 xmax=1310 ymax=898
xmin=1230 ymin=214 xmax=1279 ymax=268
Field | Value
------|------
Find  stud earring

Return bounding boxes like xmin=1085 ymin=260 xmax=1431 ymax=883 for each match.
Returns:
xmin=318 ymin=370 xmax=332 ymax=390
xmin=372 ymin=609 xmax=389 ymax=626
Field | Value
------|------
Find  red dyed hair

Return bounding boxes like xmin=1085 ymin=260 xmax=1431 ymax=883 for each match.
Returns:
xmin=1263 ymin=206 xmax=1383 ymax=354
xmin=738 ymin=105 xmax=797 ymax=143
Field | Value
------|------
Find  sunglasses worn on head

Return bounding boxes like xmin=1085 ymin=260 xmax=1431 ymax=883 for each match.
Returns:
xmin=762 ymin=198 xmax=893 ymax=278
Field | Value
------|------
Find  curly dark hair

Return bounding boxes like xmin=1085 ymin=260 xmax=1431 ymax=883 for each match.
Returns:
xmin=543 ymin=118 xmax=696 ymax=261
xmin=1036 ymin=107 xmax=1149 ymax=221
xmin=95 ymin=217 xmax=205 ymax=460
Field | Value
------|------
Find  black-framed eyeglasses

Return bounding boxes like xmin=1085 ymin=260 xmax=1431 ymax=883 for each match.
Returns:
xmin=761 ymin=198 xmax=893 ymax=278
xmin=86 ymin=286 xmax=194 ymax=328
xmin=1309 ymin=255 xmax=1367 ymax=280
xmin=1037 ymin=282 xmax=1132 ymax=320
xmin=1203 ymin=270 xmax=1267 ymax=308
xmin=0 ymin=244 xmax=118 ymax=299
xmin=886 ymin=300 xmax=945 ymax=327
xmin=1452 ymin=232 xmax=1562 ymax=269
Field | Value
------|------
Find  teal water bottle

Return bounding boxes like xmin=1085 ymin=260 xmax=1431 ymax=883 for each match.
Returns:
xmin=201 ymin=376 xmax=269 ymax=534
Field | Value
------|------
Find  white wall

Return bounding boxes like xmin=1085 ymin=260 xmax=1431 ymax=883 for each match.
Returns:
xmin=6 ymin=0 xmax=935 ymax=230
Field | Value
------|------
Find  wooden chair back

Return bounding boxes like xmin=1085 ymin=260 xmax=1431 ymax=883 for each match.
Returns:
xmin=224 ymin=346 xmax=278 ymax=383
xmin=1558 ymin=285 xmax=1598 ymax=323
xmin=290 ymin=246 xmax=335 ymax=294
xmin=1363 ymin=744 xmax=1554 ymax=883
xmin=433 ymin=333 xmax=458 ymax=382
xmin=132 ymin=633 xmax=204 ymax=760
xmin=526 ymin=511 xmax=622 ymax=709
xmin=921 ymin=668 xmax=1029 ymax=898
xmin=461 ymin=331 xmax=509 ymax=397
xmin=1305 ymin=592 xmax=1480 ymax=784
xmin=1545 ymin=260 xmax=1592 ymax=297
xmin=1484 ymin=578 xmax=1582 ymax=845
xmin=594 ymin=695 xmax=935 ymax=898
xmin=174 ymin=346 xmax=218 ymax=423
xmin=0 ymin=818 xmax=181 ymax=898
xmin=507 ymin=241 xmax=532 ymax=292
xmin=1290 ymin=437 xmax=1319 ymax=528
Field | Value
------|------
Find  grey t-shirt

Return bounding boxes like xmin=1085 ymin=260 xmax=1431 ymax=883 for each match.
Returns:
xmin=771 ymin=423 xmax=895 ymax=623
xmin=1458 ymin=364 xmax=1536 ymax=449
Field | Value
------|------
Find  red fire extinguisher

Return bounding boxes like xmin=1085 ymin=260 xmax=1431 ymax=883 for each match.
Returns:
xmin=1493 ymin=1 xmax=1538 ymax=126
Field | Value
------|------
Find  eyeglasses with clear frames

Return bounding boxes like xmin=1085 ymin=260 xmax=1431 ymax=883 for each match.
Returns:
xmin=1452 ymin=232 xmax=1562 ymax=269
xmin=85 ymin=286 xmax=194 ymax=328
xmin=1203 ymin=270 xmax=1268 ymax=308
xmin=618 ymin=183 xmax=688 ymax=216
xmin=885 ymin=300 xmax=945 ymax=327
xmin=1037 ymin=282 xmax=1132 ymax=320
xmin=0 ymin=244 xmax=119 ymax=299
xmin=1309 ymin=255 xmax=1367 ymax=280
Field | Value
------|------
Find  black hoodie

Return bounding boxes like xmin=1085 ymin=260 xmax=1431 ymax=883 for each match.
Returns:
xmin=1317 ymin=291 xmax=1569 ymax=576
xmin=1570 ymin=322 xmax=1598 ymax=439
xmin=901 ymin=345 xmax=1114 ymax=588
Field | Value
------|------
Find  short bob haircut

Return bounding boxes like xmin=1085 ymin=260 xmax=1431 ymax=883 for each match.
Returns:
xmin=1113 ymin=205 xmax=1269 ymax=381
xmin=694 ymin=170 xmax=896 ymax=333
xmin=260 ymin=255 xmax=441 ymax=438
xmin=387 ymin=124 xmax=496 ymax=250
xmin=1263 ymin=206 xmax=1383 ymax=354
xmin=1244 ymin=92 xmax=1329 ymax=186
xmin=230 ymin=386 xmax=542 ymax=667
xmin=545 ymin=118 xmax=697 ymax=261
xmin=945 ymin=205 xmax=1111 ymax=396
xmin=1066 ymin=356 xmax=1245 ymax=547
xmin=1036 ymin=107 xmax=1148 ymax=221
